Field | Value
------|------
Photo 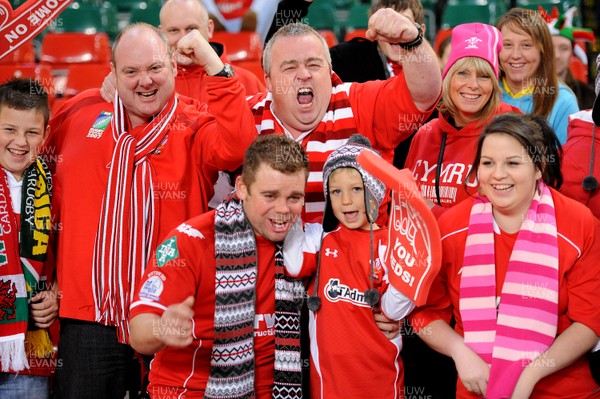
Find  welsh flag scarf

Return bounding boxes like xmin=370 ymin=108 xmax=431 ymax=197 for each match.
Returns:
xmin=92 ymin=93 xmax=178 ymax=343
xmin=0 ymin=159 xmax=53 ymax=372
xmin=460 ymin=181 xmax=559 ymax=398
xmin=205 ymin=194 xmax=304 ymax=399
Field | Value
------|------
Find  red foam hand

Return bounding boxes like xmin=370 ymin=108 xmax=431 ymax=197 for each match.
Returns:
xmin=357 ymin=150 xmax=441 ymax=307
xmin=0 ymin=0 xmax=72 ymax=60
xmin=0 ymin=1 xmax=13 ymax=28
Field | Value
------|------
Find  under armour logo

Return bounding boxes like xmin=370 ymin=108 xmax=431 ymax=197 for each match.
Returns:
xmin=324 ymin=248 xmax=338 ymax=258
xmin=465 ymin=36 xmax=482 ymax=49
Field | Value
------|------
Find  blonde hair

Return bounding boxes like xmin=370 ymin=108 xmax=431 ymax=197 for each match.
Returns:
xmin=441 ymin=57 xmax=501 ymax=126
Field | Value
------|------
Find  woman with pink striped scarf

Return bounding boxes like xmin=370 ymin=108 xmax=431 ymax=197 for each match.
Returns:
xmin=409 ymin=113 xmax=600 ymax=398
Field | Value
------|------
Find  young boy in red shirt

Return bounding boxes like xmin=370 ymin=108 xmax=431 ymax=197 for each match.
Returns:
xmin=298 ymin=134 xmax=415 ymax=398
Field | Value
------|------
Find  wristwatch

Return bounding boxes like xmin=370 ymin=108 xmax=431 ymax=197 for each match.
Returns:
xmin=397 ymin=23 xmax=424 ymax=51
xmin=212 ymin=63 xmax=235 ymax=78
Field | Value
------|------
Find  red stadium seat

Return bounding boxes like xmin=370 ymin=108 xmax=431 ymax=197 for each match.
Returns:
xmin=434 ymin=28 xmax=452 ymax=54
xmin=231 ymin=59 xmax=264 ymax=81
xmin=318 ymin=30 xmax=338 ymax=47
xmin=0 ymin=41 xmax=36 ymax=64
xmin=63 ymin=63 xmax=112 ymax=97
xmin=344 ymin=29 xmax=369 ymax=42
xmin=40 ymin=32 xmax=111 ymax=70
xmin=0 ymin=64 xmax=54 ymax=92
xmin=0 ymin=64 xmax=55 ymax=108
xmin=212 ymin=31 xmax=263 ymax=62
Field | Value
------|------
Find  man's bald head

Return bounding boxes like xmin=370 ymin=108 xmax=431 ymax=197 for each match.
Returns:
xmin=159 ymin=0 xmax=213 ymax=41
xmin=110 ymin=23 xmax=177 ymax=128
xmin=112 ymin=23 xmax=171 ymax=67
xmin=159 ymin=0 xmax=214 ymax=65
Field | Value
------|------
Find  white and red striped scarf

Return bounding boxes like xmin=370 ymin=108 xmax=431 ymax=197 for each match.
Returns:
xmin=252 ymin=73 xmax=358 ymax=222
xmin=460 ymin=181 xmax=559 ymax=398
xmin=93 ymin=93 xmax=178 ymax=343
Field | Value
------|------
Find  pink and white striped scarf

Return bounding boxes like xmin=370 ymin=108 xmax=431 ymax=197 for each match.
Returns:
xmin=460 ymin=181 xmax=559 ymax=398
xmin=92 ymin=93 xmax=178 ymax=343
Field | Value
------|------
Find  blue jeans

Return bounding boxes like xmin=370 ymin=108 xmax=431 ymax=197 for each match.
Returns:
xmin=52 ymin=318 xmax=134 ymax=399
xmin=0 ymin=373 xmax=49 ymax=399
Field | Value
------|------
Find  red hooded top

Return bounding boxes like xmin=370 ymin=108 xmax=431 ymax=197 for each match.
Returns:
xmin=405 ymin=102 xmax=521 ymax=218
xmin=561 ymin=110 xmax=600 ymax=219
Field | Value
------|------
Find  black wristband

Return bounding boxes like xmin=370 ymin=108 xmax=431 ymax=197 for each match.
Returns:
xmin=397 ymin=23 xmax=423 ymax=51
xmin=212 ymin=63 xmax=235 ymax=78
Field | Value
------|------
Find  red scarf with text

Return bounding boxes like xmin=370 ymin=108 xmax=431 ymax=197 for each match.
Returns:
xmin=0 ymin=160 xmax=53 ymax=371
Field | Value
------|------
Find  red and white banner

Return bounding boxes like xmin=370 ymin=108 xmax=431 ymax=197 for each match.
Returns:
xmin=0 ymin=0 xmax=71 ymax=60
xmin=357 ymin=150 xmax=441 ymax=306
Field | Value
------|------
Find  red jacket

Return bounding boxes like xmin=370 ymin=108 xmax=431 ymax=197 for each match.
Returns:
xmin=46 ymin=76 xmax=256 ymax=323
xmin=561 ymin=110 xmax=600 ymax=219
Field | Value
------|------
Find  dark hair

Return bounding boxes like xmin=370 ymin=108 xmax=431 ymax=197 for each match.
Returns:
xmin=468 ymin=113 xmax=562 ymax=190
xmin=262 ymin=22 xmax=331 ymax=75
xmin=0 ymin=78 xmax=50 ymax=126
xmin=369 ymin=0 xmax=424 ymax=25
xmin=241 ymin=134 xmax=309 ymax=187
xmin=497 ymin=8 xmax=558 ymax=119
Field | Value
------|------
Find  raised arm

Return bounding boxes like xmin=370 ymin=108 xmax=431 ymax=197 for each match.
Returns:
xmin=366 ymin=8 xmax=441 ymax=111
xmin=178 ymin=30 xmax=257 ymax=172
xmin=176 ymin=29 xmax=224 ymax=76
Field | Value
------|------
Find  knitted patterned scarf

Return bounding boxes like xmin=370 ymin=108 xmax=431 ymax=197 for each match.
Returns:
xmin=460 ymin=181 xmax=558 ymax=398
xmin=93 ymin=93 xmax=178 ymax=343
xmin=206 ymin=194 xmax=304 ymax=399
xmin=251 ymin=72 xmax=358 ymax=222
xmin=0 ymin=159 xmax=53 ymax=371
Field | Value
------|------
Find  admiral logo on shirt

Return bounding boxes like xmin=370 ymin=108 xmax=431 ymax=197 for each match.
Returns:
xmin=324 ymin=278 xmax=371 ymax=308
xmin=87 ymin=111 xmax=113 ymax=139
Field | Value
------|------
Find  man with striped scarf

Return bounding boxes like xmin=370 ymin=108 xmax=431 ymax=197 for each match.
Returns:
xmin=250 ymin=10 xmax=441 ymax=226
xmin=46 ymin=23 xmax=257 ymax=399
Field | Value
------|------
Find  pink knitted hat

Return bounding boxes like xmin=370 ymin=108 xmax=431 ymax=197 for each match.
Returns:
xmin=442 ymin=22 xmax=502 ymax=79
